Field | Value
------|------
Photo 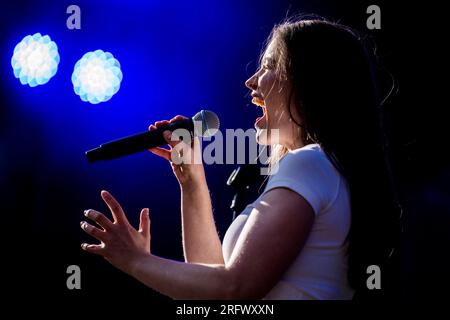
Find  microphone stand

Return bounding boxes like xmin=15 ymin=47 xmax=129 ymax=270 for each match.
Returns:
xmin=226 ymin=164 xmax=261 ymax=221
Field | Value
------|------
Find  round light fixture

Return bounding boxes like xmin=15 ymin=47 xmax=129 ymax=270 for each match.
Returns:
xmin=72 ymin=49 xmax=123 ymax=104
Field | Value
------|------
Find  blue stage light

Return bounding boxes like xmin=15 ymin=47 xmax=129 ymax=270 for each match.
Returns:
xmin=72 ymin=50 xmax=123 ymax=104
xmin=11 ymin=33 xmax=60 ymax=87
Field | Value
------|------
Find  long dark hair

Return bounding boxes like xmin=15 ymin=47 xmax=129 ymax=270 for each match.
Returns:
xmin=262 ymin=17 xmax=399 ymax=298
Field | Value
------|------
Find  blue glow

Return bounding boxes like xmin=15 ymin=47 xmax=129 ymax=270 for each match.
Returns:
xmin=72 ymin=49 xmax=123 ymax=104
xmin=11 ymin=33 xmax=60 ymax=87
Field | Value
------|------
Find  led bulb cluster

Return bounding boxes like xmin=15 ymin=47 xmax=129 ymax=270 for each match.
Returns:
xmin=11 ymin=34 xmax=123 ymax=104
xmin=72 ymin=50 xmax=123 ymax=104
xmin=11 ymin=33 xmax=60 ymax=87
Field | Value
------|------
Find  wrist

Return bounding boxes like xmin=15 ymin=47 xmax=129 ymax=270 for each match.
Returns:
xmin=127 ymin=252 xmax=152 ymax=277
xmin=179 ymin=174 xmax=207 ymax=191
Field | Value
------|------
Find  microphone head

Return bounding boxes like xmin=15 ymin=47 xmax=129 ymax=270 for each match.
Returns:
xmin=192 ymin=110 xmax=220 ymax=138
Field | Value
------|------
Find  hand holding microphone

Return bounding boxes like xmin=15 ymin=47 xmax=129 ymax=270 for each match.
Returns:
xmin=85 ymin=110 xmax=220 ymax=185
xmin=86 ymin=110 xmax=219 ymax=162
xmin=148 ymin=115 xmax=207 ymax=186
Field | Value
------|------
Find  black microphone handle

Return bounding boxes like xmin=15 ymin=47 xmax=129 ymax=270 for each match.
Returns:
xmin=86 ymin=118 xmax=194 ymax=163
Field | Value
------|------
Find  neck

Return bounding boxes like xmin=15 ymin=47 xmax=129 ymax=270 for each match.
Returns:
xmin=285 ymin=140 xmax=305 ymax=151
xmin=284 ymin=125 xmax=306 ymax=151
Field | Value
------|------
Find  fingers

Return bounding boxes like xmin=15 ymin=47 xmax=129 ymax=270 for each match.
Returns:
xmin=169 ymin=115 xmax=188 ymax=122
xmin=81 ymin=243 xmax=105 ymax=255
xmin=148 ymin=115 xmax=187 ymax=131
xmin=155 ymin=120 xmax=169 ymax=127
xmin=163 ymin=130 xmax=178 ymax=148
xmin=101 ymin=190 xmax=128 ymax=225
xmin=148 ymin=122 xmax=179 ymax=155
xmin=139 ymin=208 xmax=150 ymax=237
xmin=148 ymin=120 xmax=169 ymax=131
xmin=84 ymin=209 xmax=114 ymax=231
xmin=148 ymin=116 xmax=189 ymax=148
xmin=80 ymin=221 xmax=108 ymax=242
xmin=148 ymin=116 xmax=192 ymax=163
xmin=149 ymin=124 xmax=172 ymax=160
xmin=148 ymin=115 xmax=188 ymax=129
xmin=149 ymin=146 xmax=171 ymax=161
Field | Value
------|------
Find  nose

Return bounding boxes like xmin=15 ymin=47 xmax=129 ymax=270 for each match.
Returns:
xmin=245 ymin=73 xmax=258 ymax=91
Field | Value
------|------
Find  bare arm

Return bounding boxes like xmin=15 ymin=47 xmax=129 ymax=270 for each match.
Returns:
xmin=148 ymin=116 xmax=224 ymax=265
xmin=81 ymin=187 xmax=314 ymax=299
xmin=180 ymin=180 xmax=224 ymax=265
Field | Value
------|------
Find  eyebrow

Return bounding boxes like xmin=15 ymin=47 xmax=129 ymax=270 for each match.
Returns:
xmin=262 ymin=56 xmax=275 ymax=66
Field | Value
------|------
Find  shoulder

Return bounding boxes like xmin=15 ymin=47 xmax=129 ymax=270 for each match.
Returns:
xmin=265 ymin=144 xmax=341 ymax=215
xmin=274 ymin=144 xmax=332 ymax=176
xmin=288 ymin=143 xmax=324 ymax=159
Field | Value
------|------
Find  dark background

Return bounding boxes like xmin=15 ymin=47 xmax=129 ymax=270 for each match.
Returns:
xmin=1 ymin=0 xmax=448 ymax=303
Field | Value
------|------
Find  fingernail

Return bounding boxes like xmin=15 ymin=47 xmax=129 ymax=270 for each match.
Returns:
xmin=84 ymin=210 xmax=89 ymax=216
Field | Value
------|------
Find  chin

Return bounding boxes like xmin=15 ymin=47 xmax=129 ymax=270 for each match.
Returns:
xmin=255 ymin=128 xmax=271 ymax=145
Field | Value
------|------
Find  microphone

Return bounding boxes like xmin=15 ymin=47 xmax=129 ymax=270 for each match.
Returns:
xmin=85 ymin=110 xmax=220 ymax=163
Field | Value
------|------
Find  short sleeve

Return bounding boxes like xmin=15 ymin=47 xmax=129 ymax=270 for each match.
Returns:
xmin=264 ymin=147 xmax=339 ymax=215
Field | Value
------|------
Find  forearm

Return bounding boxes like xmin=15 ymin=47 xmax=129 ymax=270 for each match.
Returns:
xmin=130 ymin=254 xmax=233 ymax=299
xmin=181 ymin=180 xmax=224 ymax=264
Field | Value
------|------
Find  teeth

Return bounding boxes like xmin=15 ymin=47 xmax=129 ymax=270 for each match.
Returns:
xmin=252 ymin=97 xmax=265 ymax=107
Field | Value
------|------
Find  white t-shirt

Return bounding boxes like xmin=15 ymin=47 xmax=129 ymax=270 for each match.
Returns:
xmin=222 ymin=143 xmax=355 ymax=300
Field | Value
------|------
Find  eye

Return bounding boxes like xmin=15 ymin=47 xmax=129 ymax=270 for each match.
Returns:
xmin=262 ymin=57 xmax=275 ymax=70
xmin=254 ymin=67 xmax=265 ymax=78
xmin=259 ymin=63 xmax=271 ymax=73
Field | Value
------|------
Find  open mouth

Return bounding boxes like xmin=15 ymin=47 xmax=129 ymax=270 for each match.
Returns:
xmin=252 ymin=97 xmax=265 ymax=107
xmin=252 ymin=97 xmax=267 ymax=126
